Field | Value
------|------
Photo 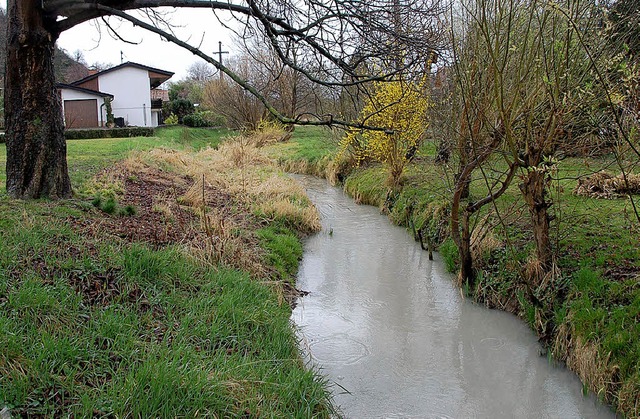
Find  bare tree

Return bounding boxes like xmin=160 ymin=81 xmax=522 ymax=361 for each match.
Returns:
xmin=4 ymin=0 xmax=444 ymax=199
xmin=201 ymin=32 xmax=319 ymax=128
xmin=187 ymin=61 xmax=216 ymax=85
xmin=202 ymin=55 xmax=269 ymax=130
xmin=445 ymin=0 xmax=608 ymax=295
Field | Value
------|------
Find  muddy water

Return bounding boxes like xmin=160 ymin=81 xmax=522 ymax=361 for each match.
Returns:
xmin=292 ymin=176 xmax=615 ymax=418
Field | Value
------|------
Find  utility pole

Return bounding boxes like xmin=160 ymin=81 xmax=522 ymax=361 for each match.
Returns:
xmin=216 ymin=41 xmax=229 ymax=80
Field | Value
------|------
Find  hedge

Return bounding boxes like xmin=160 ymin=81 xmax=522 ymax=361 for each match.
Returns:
xmin=63 ymin=127 xmax=155 ymax=139
xmin=0 ymin=127 xmax=155 ymax=143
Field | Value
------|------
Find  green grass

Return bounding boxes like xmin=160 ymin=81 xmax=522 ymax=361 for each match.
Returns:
xmin=266 ymin=126 xmax=338 ymax=176
xmin=257 ymin=224 xmax=304 ymax=283
xmin=0 ymin=126 xmax=229 ymax=194
xmin=0 ymin=128 xmax=331 ymax=417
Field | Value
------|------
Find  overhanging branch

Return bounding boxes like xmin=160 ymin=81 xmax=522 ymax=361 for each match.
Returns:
xmin=86 ymin=3 xmax=393 ymax=131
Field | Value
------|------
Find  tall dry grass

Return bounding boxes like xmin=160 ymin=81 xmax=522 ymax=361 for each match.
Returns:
xmin=127 ymin=131 xmax=321 ymax=276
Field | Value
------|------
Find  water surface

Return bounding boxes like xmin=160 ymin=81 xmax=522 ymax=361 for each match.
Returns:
xmin=292 ymin=176 xmax=615 ymax=418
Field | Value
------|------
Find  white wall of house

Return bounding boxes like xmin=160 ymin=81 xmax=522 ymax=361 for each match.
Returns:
xmin=151 ymin=109 xmax=162 ymax=127
xmin=60 ymin=89 xmax=108 ymax=126
xmin=98 ymin=67 xmax=154 ymax=127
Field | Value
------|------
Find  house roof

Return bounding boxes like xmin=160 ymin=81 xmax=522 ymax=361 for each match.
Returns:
xmin=57 ymin=83 xmax=114 ymax=98
xmin=70 ymin=62 xmax=174 ymax=89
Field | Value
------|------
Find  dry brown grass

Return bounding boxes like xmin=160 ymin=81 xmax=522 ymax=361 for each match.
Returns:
xmin=279 ymin=159 xmax=312 ymax=175
xmin=618 ymin=377 xmax=640 ymax=417
xmin=471 ymin=216 xmax=502 ymax=263
xmin=114 ymin=133 xmax=320 ymax=278
xmin=191 ymin=209 xmax=267 ymax=277
xmin=575 ymin=171 xmax=640 ymax=199
xmin=250 ymin=121 xmax=294 ymax=147
xmin=257 ymin=199 xmax=321 ymax=234
xmin=553 ymin=322 xmax=627 ymax=413
xmin=278 ymin=156 xmax=335 ymax=181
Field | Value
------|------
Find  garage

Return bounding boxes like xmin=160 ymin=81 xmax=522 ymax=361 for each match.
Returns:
xmin=64 ymin=99 xmax=98 ymax=128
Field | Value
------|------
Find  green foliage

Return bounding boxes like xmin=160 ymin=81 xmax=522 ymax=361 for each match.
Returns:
xmin=0 ymin=182 xmax=330 ymax=417
xmin=439 ymin=238 xmax=459 ymax=273
xmin=122 ymin=205 xmax=136 ymax=216
xmin=91 ymin=194 xmax=135 ymax=217
xmin=101 ymin=197 xmax=117 ymax=214
xmin=91 ymin=195 xmax=102 ymax=208
xmin=257 ymin=225 xmax=304 ymax=282
xmin=163 ymin=99 xmax=194 ymax=124
xmin=104 ymin=98 xmax=114 ymax=127
xmin=182 ymin=111 xmax=223 ymax=128
xmin=163 ymin=113 xmax=179 ymax=125
xmin=168 ymin=79 xmax=204 ymax=104
xmin=64 ymin=127 xmax=154 ymax=140
xmin=155 ymin=126 xmax=227 ymax=151
xmin=343 ymin=167 xmax=388 ymax=207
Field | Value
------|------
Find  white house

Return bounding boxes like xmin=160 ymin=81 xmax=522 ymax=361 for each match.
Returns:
xmin=58 ymin=62 xmax=174 ymax=128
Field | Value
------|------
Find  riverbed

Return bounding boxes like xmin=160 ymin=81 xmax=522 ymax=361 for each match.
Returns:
xmin=292 ymin=175 xmax=615 ymax=418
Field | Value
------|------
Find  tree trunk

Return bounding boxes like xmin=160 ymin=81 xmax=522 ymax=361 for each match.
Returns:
xmin=458 ymin=210 xmax=475 ymax=289
xmin=451 ymin=166 xmax=476 ymax=290
xmin=5 ymin=0 xmax=72 ymax=199
xmin=519 ymin=169 xmax=552 ymax=275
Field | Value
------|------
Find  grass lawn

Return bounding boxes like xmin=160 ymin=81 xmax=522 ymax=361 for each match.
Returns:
xmin=0 ymin=126 xmax=230 ymax=194
xmin=0 ymin=127 xmax=332 ymax=417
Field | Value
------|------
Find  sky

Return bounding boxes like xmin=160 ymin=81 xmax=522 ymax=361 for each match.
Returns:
xmin=1 ymin=2 xmax=236 ymax=82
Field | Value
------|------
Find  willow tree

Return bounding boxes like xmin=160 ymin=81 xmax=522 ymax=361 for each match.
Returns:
xmin=4 ymin=0 xmax=443 ymax=199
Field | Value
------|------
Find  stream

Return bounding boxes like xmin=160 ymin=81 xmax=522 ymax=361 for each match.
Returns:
xmin=291 ymin=175 xmax=615 ymax=418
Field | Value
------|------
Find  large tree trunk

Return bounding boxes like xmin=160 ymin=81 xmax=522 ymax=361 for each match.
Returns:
xmin=451 ymin=166 xmax=476 ymax=289
xmin=5 ymin=0 xmax=72 ymax=199
xmin=519 ymin=169 xmax=553 ymax=276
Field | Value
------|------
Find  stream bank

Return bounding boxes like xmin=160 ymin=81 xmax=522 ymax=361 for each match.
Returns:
xmin=267 ymin=126 xmax=639 ymax=417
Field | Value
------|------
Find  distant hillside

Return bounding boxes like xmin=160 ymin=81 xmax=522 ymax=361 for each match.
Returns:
xmin=0 ymin=8 xmax=89 ymax=85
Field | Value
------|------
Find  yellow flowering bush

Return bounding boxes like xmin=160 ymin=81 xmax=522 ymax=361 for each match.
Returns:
xmin=339 ymin=78 xmax=430 ymax=189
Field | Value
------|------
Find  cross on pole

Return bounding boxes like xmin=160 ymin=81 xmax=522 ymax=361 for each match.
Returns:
xmin=216 ymin=41 xmax=229 ymax=80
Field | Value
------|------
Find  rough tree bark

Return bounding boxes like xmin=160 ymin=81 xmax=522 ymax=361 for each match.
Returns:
xmin=5 ymin=0 xmax=71 ymax=199
xmin=519 ymin=167 xmax=553 ymax=274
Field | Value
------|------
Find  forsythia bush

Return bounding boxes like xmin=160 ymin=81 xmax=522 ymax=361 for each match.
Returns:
xmin=340 ymin=78 xmax=430 ymax=189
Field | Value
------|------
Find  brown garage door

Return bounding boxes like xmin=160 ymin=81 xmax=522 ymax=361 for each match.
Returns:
xmin=64 ymin=99 xmax=98 ymax=128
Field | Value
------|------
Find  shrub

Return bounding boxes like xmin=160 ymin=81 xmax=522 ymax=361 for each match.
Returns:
xmin=166 ymin=99 xmax=195 ymax=124
xmin=163 ymin=113 xmax=179 ymax=125
xmin=64 ymin=127 xmax=154 ymax=140
xmin=339 ymin=78 xmax=430 ymax=190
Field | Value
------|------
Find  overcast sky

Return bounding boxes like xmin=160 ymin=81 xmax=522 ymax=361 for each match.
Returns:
xmin=1 ymin=2 xmax=236 ymax=82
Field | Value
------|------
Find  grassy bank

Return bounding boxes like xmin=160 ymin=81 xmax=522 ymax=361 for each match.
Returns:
xmin=0 ymin=127 xmax=332 ymax=416
xmin=270 ymin=127 xmax=640 ymax=417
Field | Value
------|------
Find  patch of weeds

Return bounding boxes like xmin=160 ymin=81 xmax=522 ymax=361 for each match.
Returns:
xmin=517 ymin=290 xmax=536 ymax=328
xmin=91 ymin=194 xmax=136 ymax=217
xmin=102 ymin=198 xmax=117 ymax=215
xmin=439 ymin=238 xmax=458 ymax=273
xmin=120 ymin=205 xmax=136 ymax=216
